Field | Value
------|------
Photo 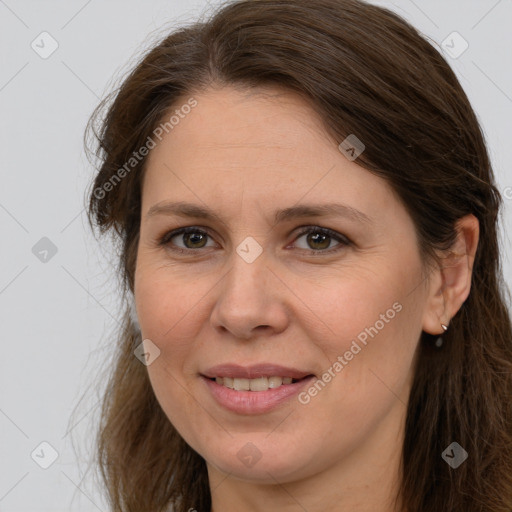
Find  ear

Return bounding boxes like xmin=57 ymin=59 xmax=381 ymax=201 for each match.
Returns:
xmin=422 ymin=214 xmax=480 ymax=335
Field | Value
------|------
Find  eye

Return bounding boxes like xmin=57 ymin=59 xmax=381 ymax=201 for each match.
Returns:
xmin=291 ymin=226 xmax=350 ymax=254
xmin=158 ymin=225 xmax=351 ymax=255
xmin=159 ymin=227 xmax=216 ymax=253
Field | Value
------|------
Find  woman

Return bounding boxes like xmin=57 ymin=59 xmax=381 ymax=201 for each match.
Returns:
xmin=86 ymin=0 xmax=512 ymax=510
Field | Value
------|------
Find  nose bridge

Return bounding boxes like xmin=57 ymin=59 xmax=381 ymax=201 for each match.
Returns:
xmin=222 ymin=246 xmax=270 ymax=311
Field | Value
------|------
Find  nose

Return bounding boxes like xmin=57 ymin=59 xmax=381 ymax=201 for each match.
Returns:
xmin=209 ymin=250 xmax=289 ymax=340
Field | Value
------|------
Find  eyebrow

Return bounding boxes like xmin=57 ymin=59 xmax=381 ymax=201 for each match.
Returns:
xmin=146 ymin=201 xmax=372 ymax=225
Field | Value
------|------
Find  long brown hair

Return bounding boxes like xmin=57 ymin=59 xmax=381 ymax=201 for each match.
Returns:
xmin=85 ymin=0 xmax=512 ymax=510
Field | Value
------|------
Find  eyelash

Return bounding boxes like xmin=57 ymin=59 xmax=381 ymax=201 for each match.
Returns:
xmin=157 ymin=225 xmax=351 ymax=256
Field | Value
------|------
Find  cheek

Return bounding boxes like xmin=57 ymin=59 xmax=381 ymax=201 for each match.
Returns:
xmin=308 ymin=260 xmax=424 ymax=391
xmin=136 ymin=266 xmax=210 ymax=350
xmin=134 ymin=271 xmax=210 ymax=423
xmin=307 ymin=271 xmax=407 ymax=344
xmin=136 ymin=275 xmax=204 ymax=421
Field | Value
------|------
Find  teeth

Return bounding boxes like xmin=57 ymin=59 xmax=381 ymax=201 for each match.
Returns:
xmin=250 ymin=377 xmax=268 ymax=391
xmin=233 ymin=378 xmax=250 ymax=391
xmin=268 ymin=376 xmax=283 ymax=389
xmin=214 ymin=376 xmax=297 ymax=391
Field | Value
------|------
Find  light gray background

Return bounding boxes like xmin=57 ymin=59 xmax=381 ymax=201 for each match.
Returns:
xmin=1 ymin=0 xmax=511 ymax=510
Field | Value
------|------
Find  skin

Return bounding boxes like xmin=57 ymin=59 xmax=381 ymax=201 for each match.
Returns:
xmin=134 ymin=85 xmax=479 ymax=512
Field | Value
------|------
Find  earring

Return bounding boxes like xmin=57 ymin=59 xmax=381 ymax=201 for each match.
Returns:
xmin=435 ymin=322 xmax=449 ymax=348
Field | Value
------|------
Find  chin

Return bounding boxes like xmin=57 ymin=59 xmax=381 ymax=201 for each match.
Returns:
xmin=202 ymin=436 xmax=321 ymax=484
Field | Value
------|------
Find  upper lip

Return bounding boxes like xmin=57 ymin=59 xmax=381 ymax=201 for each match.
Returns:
xmin=201 ymin=364 xmax=314 ymax=380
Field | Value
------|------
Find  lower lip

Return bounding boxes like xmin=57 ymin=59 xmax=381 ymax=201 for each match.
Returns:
xmin=201 ymin=376 xmax=315 ymax=415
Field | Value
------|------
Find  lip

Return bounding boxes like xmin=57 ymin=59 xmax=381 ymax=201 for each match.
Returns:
xmin=200 ymin=364 xmax=316 ymax=415
xmin=201 ymin=363 xmax=313 ymax=380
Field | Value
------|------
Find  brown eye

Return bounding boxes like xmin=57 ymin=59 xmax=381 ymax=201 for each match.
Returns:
xmin=293 ymin=227 xmax=350 ymax=253
xmin=160 ymin=227 xmax=214 ymax=251
xmin=181 ymin=230 xmax=208 ymax=249
xmin=159 ymin=225 xmax=350 ymax=255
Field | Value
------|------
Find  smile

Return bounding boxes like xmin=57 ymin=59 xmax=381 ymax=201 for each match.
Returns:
xmin=201 ymin=365 xmax=316 ymax=414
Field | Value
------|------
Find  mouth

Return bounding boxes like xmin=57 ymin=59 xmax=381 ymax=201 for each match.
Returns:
xmin=200 ymin=364 xmax=316 ymax=414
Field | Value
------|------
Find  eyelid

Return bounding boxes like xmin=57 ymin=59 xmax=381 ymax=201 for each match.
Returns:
xmin=158 ymin=225 xmax=351 ymax=254
xmin=158 ymin=226 xmax=217 ymax=250
xmin=291 ymin=225 xmax=351 ymax=250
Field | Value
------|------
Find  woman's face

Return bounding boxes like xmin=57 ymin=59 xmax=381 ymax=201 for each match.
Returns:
xmin=135 ymin=85 xmax=432 ymax=484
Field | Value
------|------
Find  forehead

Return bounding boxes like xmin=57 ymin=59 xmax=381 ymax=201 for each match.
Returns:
xmin=140 ymin=85 xmax=400 ymax=226
xmin=146 ymin=86 xmax=334 ymax=167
